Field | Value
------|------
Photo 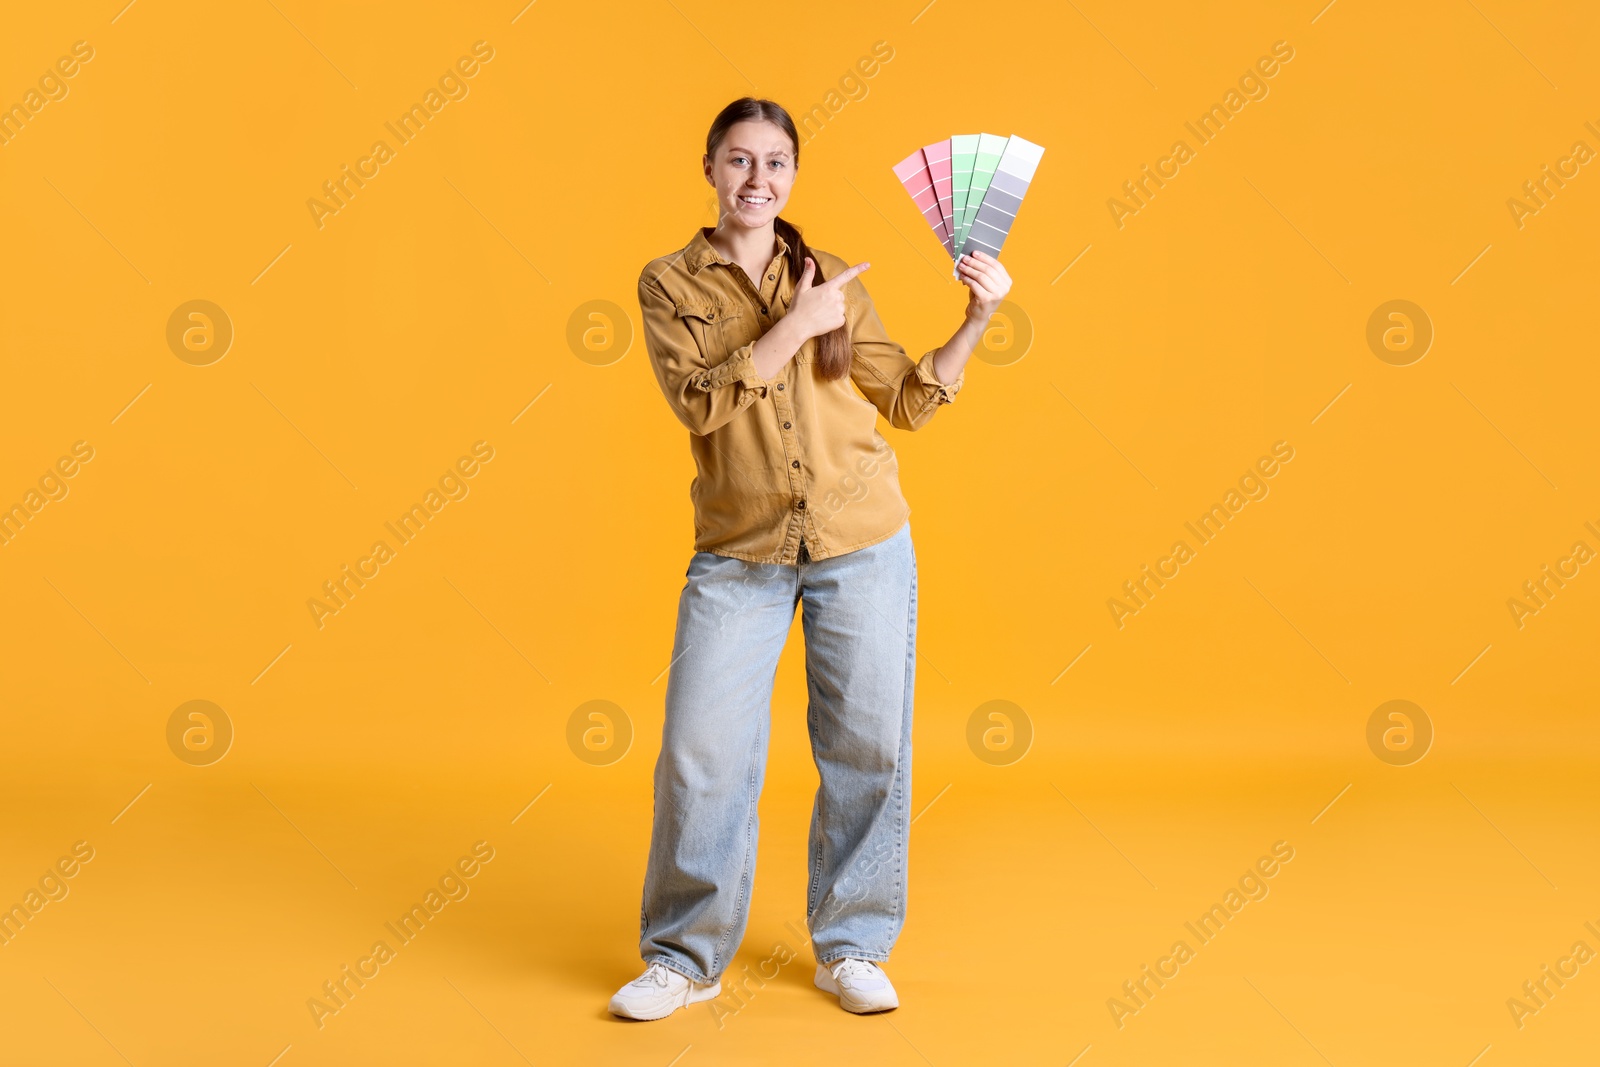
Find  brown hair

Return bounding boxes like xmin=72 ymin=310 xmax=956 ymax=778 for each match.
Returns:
xmin=704 ymin=97 xmax=852 ymax=381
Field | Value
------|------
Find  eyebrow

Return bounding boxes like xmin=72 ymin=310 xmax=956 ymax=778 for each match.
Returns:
xmin=727 ymin=146 xmax=791 ymax=158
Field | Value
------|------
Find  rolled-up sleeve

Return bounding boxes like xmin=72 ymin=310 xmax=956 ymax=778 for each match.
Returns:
xmin=638 ymin=272 xmax=768 ymax=436
xmin=845 ymin=277 xmax=963 ymax=432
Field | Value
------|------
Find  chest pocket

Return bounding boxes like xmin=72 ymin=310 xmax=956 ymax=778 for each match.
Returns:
xmin=675 ymin=300 xmax=746 ymax=365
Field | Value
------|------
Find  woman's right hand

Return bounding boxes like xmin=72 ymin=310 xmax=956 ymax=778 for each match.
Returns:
xmin=786 ymin=256 xmax=870 ymax=340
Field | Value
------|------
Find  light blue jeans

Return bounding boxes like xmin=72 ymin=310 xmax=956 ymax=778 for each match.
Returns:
xmin=639 ymin=519 xmax=917 ymax=983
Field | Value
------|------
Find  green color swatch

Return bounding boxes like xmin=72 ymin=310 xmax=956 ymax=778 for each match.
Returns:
xmin=949 ymin=134 xmax=979 ymax=262
xmin=958 ymin=133 xmax=1008 ymax=267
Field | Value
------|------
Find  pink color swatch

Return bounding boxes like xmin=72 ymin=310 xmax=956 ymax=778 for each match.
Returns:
xmin=892 ymin=149 xmax=951 ymax=254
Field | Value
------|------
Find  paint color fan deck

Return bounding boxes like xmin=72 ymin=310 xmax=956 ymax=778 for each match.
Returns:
xmin=893 ymin=134 xmax=1044 ymax=275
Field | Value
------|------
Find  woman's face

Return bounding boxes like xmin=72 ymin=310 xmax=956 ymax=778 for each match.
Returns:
xmin=704 ymin=119 xmax=795 ymax=229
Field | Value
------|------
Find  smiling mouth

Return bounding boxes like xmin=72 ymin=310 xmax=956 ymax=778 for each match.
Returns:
xmin=738 ymin=194 xmax=771 ymax=206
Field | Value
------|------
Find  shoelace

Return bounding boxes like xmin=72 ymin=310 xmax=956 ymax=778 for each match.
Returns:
xmin=831 ymin=958 xmax=881 ymax=984
xmin=637 ymin=963 xmax=673 ymax=988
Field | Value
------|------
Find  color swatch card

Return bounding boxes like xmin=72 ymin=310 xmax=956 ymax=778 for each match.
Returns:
xmin=948 ymin=134 xmax=980 ymax=258
xmin=891 ymin=148 xmax=951 ymax=256
xmin=895 ymin=133 xmax=1044 ymax=276
xmin=922 ymin=138 xmax=954 ymax=257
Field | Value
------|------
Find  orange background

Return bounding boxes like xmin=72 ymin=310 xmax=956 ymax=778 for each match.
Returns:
xmin=1 ymin=1 xmax=1597 ymax=1063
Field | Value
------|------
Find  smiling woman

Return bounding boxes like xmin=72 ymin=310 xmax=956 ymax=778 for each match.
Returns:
xmin=615 ymin=95 xmax=1013 ymax=1022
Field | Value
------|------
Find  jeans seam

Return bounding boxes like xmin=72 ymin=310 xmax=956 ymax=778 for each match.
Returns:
xmin=894 ymin=550 xmax=917 ymax=937
xmin=819 ymin=950 xmax=891 ymax=966
xmin=807 ymin=687 xmax=823 ymax=918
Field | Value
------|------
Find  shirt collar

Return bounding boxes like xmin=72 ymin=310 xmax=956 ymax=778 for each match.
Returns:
xmin=685 ymin=225 xmax=791 ymax=275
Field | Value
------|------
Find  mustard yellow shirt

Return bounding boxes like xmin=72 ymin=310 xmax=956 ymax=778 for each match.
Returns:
xmin=639 ymin=226 xmax=965 ymax=565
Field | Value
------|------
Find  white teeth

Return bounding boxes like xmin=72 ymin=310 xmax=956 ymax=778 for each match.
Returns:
xmin=740 ymin=196 xmax=770 ymax=204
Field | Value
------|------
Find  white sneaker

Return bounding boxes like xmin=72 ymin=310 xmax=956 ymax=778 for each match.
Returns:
xmin=608 ymin=961 xmax=722 ymax=1020
xmin=814 ymin=958 xmax=899 ymax=1013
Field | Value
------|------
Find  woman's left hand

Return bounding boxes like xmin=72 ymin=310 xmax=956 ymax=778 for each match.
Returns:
xmin=957 ymin=250 xmax=1012 ymax=323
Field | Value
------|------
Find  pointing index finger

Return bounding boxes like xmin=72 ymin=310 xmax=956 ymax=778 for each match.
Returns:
xmin=825 ymin=261 xmax=871 ymax=288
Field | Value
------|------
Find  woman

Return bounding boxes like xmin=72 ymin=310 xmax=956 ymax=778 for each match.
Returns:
xmin=611 ymin=97 xmax=1011 ymax=1020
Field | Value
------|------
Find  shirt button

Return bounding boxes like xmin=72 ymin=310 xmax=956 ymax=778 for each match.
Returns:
xmin=767 ymin=274 xmax=775 ymax=280
xmin=761 ymin=307 xmax=768 ymax=315
xmin=791 ymin=460 xmax=800 ymax=469
xmin=783 ymin=421 xmax=791 ymax=429
xmin=797 ymin=500 xmax=807 ymax=509
xmin=776 ymin=383 xmax=785 ymax=391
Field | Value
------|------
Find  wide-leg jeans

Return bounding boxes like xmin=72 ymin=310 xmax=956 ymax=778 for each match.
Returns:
xmin=638 ymin=519 xmax=917 ymax=983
